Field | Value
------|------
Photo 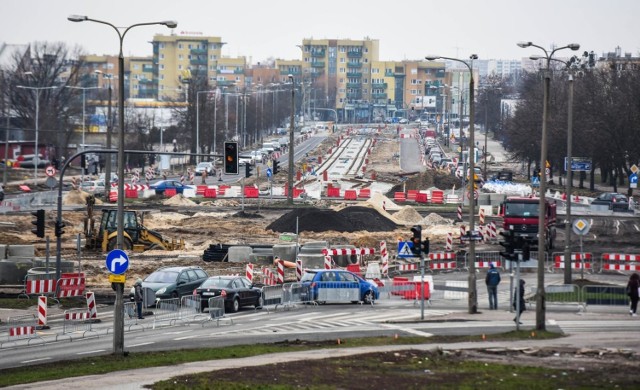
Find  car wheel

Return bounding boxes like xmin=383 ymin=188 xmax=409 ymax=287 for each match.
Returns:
xmin=231 ymin=297 xmax=240 ymax=313
xmin=363 ymin=291 xmax=374 ymax=305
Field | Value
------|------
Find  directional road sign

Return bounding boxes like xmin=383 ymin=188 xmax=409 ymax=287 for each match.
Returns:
xmin=630 ymin=173 xmax=638 ymax=189
xmin=397 ymin=241 xmax=417 ymax=258
xmin=106 ymin=249 xmax=129 ymax=275
xmin=564 ymin=157 xmax=592 ymax=172
xmin=266 ymin=167 xmax=272 ymax=178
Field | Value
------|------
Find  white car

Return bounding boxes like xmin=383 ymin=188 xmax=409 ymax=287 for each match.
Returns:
xmin=195 ymin=162 xmax=214 ymax=176
xmin=80 ymin=180 xmax=106 ymax=195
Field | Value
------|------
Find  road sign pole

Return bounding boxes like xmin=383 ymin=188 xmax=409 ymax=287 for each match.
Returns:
xmin=420 ymin=254 xmax=425 ymax=320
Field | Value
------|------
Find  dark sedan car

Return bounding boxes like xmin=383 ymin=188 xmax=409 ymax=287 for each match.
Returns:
xmin=150 ymin=180 xmax=188 ymax=195
xmin=591 ymin=192 xmax=629 ymax=211
xmin=131 ymin=266 xmax=209 ymax=302
xmin=194 ymin=276 xmax=263 ymax=313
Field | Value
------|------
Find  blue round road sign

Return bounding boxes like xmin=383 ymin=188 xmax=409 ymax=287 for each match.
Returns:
xmin=106 ymin=249 xmax=130 ymax=275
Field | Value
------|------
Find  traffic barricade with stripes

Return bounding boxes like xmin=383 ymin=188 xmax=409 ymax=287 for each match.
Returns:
xmin=152 ymin=298 xmax=184 ymax=328
xmin=600 ymin=253 xmax=640 ymax=273
xmin=428 ymin=252 xmax=457 ymax=272
xmin=202 ymin=296 xmax=233 ymax=326
xmin=56 ymin=309 xmax=95 ymax=341
xmin=1 ymin=314 xmax=43 ymax=348
xmin=56 ymin=273 xmax=86 ymax=298
xmin=551 ymin=253 xmax=593 ymax=273
xmin=23 ymin=273 xmax=57 ymax=298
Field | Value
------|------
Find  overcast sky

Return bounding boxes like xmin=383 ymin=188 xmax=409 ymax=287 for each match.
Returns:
xmin=3 ymin=0 xmax=639 ymax=63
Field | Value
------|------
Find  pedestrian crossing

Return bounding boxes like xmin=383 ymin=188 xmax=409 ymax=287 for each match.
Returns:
xmin=549 ymin=319 xmax=640 ymax=333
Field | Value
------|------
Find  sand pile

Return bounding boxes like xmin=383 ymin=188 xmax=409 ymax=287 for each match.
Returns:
xmin=162 ymin=194 xmax=196 ymax=206
xmin=366 ymin=192 xmax=400 ymax=211
xmin=63 ymin=189 xmax=104 ymax=205
xmin=392 ymin=205 xmax=423 ymax=225
xmin=421 ymin=213 xmax=454 ymax=226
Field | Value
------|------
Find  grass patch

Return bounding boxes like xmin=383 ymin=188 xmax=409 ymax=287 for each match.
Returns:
xmin=0 ymin=332 xmax=561 ymax=387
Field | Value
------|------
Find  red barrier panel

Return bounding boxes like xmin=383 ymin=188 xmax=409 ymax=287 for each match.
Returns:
xmin=394 ymin=192 xmax=406 ymax=202
xmin=346 ymin=264 xmax=362 ymax=276
xmin=344 ymin=189 xmax=357 ymax=200
xmin=407 ymin=190 xmax=418 ymax=201
xmin=431 ymin=190 xmax=444 ymax=204
xmin=164 ymin=188 xmax=177 ymax=197
xmin=293 ymin=188 xmax=305 ymax=198
xmin=358 ymin=188 xmax=371 ymax=198
xmin=392 ymin=277 xmax=409 ymax=296
xmin=245 ymin=187 xmax=259 ymax=198
xmin=204 ymin=188 xmax=217 ymax=198
xmin=196 ymin=185 xmax=207 ymax=196
xmin=327 ymin=187 xmax=340 ymax=197
xmin=218 ymin=185 xmax=229 ymax=196
xmin=415 ymin=192 xmax=428 ymax=203
xmin=125 ymin=189 xmax=138 ymax=198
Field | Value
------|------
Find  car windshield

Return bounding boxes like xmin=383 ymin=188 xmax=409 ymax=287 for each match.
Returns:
xmin=145 ymin=270 xmax=178 ymax=283
xmin=300 ymin=271 xmax=318 ymax=282
xmin=505 ymin=202 xmax=539 ymax=217
xmin=200 ymin=277 xmax=233 ymax=288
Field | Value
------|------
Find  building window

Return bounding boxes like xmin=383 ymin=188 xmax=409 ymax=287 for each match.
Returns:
xmin=188 ymin=44 xmax=192 ymax=49
xmin=340 ymin=58 xmax=345 ymax=63
xmin=160 ymin=54 xmax=165 ymax=60
xmin=339 ymin=68 xmax=345 ymax=73
xmin=340 ymin=46 xmax=345 ymax=53
xmin=178 ymin=44 xmax=183 ymax=49
xmin=363 ymin=78 xmax=368 ymax=84
xmin=160 ymin=74 xmax=165 ymax=80
xmin=178 ymin=65 xmax=183 ymax=70
xmin=178 ymin=54 xmax=183 ymax=60
xmin=411 ymin=69 xmax=417 ymax=75
xmin=160 ymin=64 xmax=165 ymax=70
xmin=133 ymin=64 xmax=139 ymax=70
xmin=363 ymin=89 xmax=368 ymax=94
xmin=159 ymin=43 xmax=165 ymax=49
xmin=210 ymin=54 xmax=217 ymax=60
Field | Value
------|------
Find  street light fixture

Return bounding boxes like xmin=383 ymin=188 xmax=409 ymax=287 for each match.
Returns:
xmin=518 ymin=41 xmax=580 ymax=331
xmin=16 ymin=82 xmax=58 ymax=187
xmin=287 ymin=74 xmax=295 ymax=205
xmin=68 ymin=14 xmax=177 ymax=356
xmin=426 ymin=54 xmax=479 ymax=315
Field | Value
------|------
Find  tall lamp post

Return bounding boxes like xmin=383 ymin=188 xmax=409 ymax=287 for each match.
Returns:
xmin=66 ymin=85 xmax=99 ymax=181
xmin=196 ymin=89 xmax=217 ymax=164
xmin=287 ymin=74 xmax=295 ymax=205
xmin=517 ymin=41 xmax=580 ymax=330
xmin=426 ymin=54 xmax=478 ymax=314
xmin=68 ymin=14 xmax=177 ymax=356
xmin=16 ymin=84 xmax=57 ymax=186
xmin=95 ymin=70 xmax=114 ymax=199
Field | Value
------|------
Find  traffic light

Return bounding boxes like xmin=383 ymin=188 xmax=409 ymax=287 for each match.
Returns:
xmin=224 ymin=142 xmax=239 ymax=175
xmin=55 ymin=220 xmax=65 ymax=237
xmin=499 ymin=230 xmax=517 ymax=261
xmin=522 ymin=242 xmax=531 ymax=261
xmin=272 ymin=159 xmax=280 ymax=175
xmin=410 ymin=225 xmax=422 ymax=256
xmin=421 ymin=238 xmax=430 ymax=255
xmin=245 ymin=163 xmax=253 ymax=178
xmin=31 ymin=209 xmax=45 ymax=238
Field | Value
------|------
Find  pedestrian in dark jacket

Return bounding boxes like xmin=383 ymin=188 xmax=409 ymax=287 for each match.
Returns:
xmin=513 ymin=279 xmax=526 ymax=324
xmin=485 ymin=263 xmax=501 ymax=310
xmin=134 ymin=278 xmax=144 ymax=320
xmin=627 ymin=273 xmax=640 ymax=316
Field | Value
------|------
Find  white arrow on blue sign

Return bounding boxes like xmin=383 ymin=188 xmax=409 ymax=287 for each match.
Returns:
xmin=630 ymin=173 xmax=638 ymax=183
xmin=106 ymin=249 xmax=130 ymax=275
xmin=266 ymin=167 xmax=272 ymax=178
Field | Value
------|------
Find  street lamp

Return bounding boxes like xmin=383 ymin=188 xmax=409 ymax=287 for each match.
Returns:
xmin=68 ymin=14 xmax=177 ymax=356
xmin=16 ymin=82 xmax=57 ymax=187
xmin=66 ymin=85 xmax=99 ymax=181
xmin=287 ymin=74 xmax=295 ymax=205
xmin=95 ymin=70 xmax=115 ymax=199
xmin=518 ymin=41 xmax=580 ymax=331
xmin=426 ymin=54 xmax=478 ymax=314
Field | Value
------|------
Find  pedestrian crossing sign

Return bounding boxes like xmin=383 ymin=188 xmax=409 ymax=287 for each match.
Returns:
xmin=397 ymin=241 xmax=417 ymax=258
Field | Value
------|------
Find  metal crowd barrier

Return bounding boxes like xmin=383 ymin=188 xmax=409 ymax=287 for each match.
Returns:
xmin=281 ymin=282 xmax=309 ymax=309
xmin=180 ymin=295 xmax=206 ymax=321
xmin=261 ymin=285 xmax=284 ymax=312
xmin=582 ymin=285 xmax=628 ymax=311
xmin=1 ymin=314 xmax=43 ymax=348
xmin=544 ymin=284 xmax=584 ymax=311
xmin=315 ymin=281 xmax=361 ymax=303
xmin=153 ymin=298 xmax=184 ymax=328
xmin=56 ymin=309 xmax=96 ymax=341
xmin=123 ymin=302 xmax=144 ymax=331
xmin=202 ymin=296 xmax=233 ymax=327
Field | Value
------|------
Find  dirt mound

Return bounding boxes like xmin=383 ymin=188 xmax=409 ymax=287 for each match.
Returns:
xmin=421 ymin=212 xmax=454 ymax=226
xmin=162 ymin=194 xmax=196 ymax=206
xmin=267 ymin=206 xmax=397 ymax=233
xmin=63 ymin=189 xmax=103 ymax=205
xmin=392 ymin=205 xmax=423 ymax=225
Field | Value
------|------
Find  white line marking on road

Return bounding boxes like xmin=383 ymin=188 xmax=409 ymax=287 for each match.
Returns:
xmin=174 ymin=335 xmax=198 ymax=341
xmin=22 ymin=357 xmax=51 ymax=363
xmin=76 ymin=349 xmax=106 ymax=355
xmin=127 ymin=342 xmax=155 ymax=348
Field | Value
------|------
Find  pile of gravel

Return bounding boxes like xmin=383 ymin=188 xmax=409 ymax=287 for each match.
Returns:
xmin=267 ymin=206 xmax=397 ymax=233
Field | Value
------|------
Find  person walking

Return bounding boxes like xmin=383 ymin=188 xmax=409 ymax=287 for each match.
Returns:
xmin=485 ymin=263 xmax=501 ymax=310
xmin=513 ymin=279 xmax=526 ymax=324
xmin=626 ymin=273 xmax=640 ymax=316
xmin=134 ymin=278 xmax=145 ymax=320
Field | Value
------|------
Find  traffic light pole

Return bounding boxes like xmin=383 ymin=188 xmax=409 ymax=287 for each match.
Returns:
xmin=420 ymin=253 xmax=425 ymax=320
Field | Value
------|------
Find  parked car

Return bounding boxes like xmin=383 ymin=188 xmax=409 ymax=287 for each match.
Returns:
xmin=99 ymin=172 xmax=119 ymax=184
xmin=0 ymin=184 xmax=4 ymax=202
xmin=195 ymin=162 xmax=214 ymax=176
xmin=80 ymin=180 xmax=105 ymax=195
xmin=150 ymin=180 xmax=188 ymax=195
xmin=299 ymin=269 xmax=379 ymax=304
xmin=399 ymin=118 xmax=409 ymax=124
xmin=194 ymin=276 xmax=263 ymax=313
xmin=138 ymin=266 xmax=209 ymax=300
xmin=591 ymin=192 xmax=630 ymax=211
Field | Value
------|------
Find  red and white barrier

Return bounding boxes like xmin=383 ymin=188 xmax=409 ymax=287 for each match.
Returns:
xmin=445 ymin=232 xmax=453 ymax=252
xmin=56 ymin=273 xmax=86 ymax=298
xmin=25 ymin=279 xmax=56 ymax=295
xmin=86 ymin=292 xmax=98 ymax=321
xmin=398 ymin=263 xmax=418 ymax=272
xmin=324 ymin=255 xmax=332 ymax=270
xmin=475 ymin=260 xmax=501 ymax=269
xmin=553 ymin=253 xmax=593 ymax=271
xmin=479 ymin=207 xmax=485 ymax=225
xmin=37 ymin=296 xmax=47 ymax=328
xmin=459 ymin=224 xmax=466 ymax=239
xmin=245 ymin=263 xmax=254 ymax=282
xmin=428 ymin=252 xmax=457 ymax=271
xmin=277 ymin=260 xmax=284 ymax=284
xmin=601 ymin=253 xmax=640 ymax=272
xmin=380 ymin=241 xmax=389 ymax=277
xmin=457 ymin=204 xmax=463 ymax=221
xmin=296 ymin=259 xmax=303 ymax=282
xmin=322 ymin=248 xmax=375 ymax=256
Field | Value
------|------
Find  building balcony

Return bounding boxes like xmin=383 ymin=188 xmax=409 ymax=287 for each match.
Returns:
xmin=311 ymin=61 xmax=325 ymax=68
xmin=347 ymin=62 xmax=362 ymax=68
xmin=385 ymin=71 xmax=394 ymax=77
xmin=142 ymin=65 xmax=154 ymax=73
xmin=372 ymin=93 xmax=387 ymax=99
xmin=216 ymin=79 xmax=235 ymax=86
xmin=346 ymin=72 xmax=362 ymax=78
xmin=190 ymin=58 xmax=207 ymax=66
xmin=347 ymin=92 xmax=362 ymax=99
xmin=138 ymin=78 xmax=154 ymax=84
xmin=285 ymin=69 xmax=301 ymax=75
xmin=346 ymin=82 xmax=361 ymax=89
xmin=347 ymin=51 xmax=362 ymax=58
xmin=371 ymin=83 xmax=387 ymax=89
xmin=310 ymin=50 xmax=325 ymax=57
xmin=234 ymin=69 xmax=245 ymax=74
xmin=190 ymin=48 xmax=207 ymax=55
